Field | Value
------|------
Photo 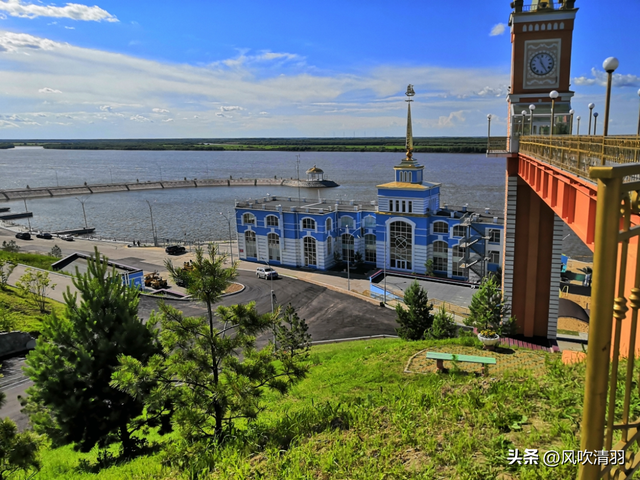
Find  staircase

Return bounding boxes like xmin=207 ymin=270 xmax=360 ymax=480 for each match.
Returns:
xmin=459 ymin=214 xmax=488 ymax=283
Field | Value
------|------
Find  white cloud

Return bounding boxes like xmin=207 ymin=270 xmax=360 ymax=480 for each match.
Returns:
xmin=0 ymin=12 xmax=6 ymax=19
xmin=0 ymin=31 xmax=63 ymax=52
xmin=437 ymin=110 xmax=465 ymax=127
xmin=152 ymin=107 xmax=169 ymax=113
xmin=129 ymin=114 xmax=149 ymax=122
xmin=215 ymin=113 xmax=227 ymax=118
xmin=64 ymin=25 xmax=74 ymax=29
xmin=574 ymin=68 xmax=640 ymax=88
xmin=217 ymin=50 xmax=304 ymax=69
xmin=0 ymin=1 xmax=118 ymax=22
xmin=99 ymin=105 xmax=112 ymax=112
xmin=259 ymin=111 xmax=268 ymax=115
xmin=38 ymin=87 xmax=61 ymax=93
xmin=220 ymin=105 xmax=243 ymax=112
xmin=476 ymin=86 xmax=504 ymax=97
xmin=490 ymin=23 xmax=506 ymax=36
xmin=162 ymin=118 xmax=173 ymax=122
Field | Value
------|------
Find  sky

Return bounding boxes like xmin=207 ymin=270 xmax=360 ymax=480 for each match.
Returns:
xmin=0 ymin=0 xmax=639 ymax=139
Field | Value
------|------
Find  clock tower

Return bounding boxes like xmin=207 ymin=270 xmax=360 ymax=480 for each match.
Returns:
xmin=507 ymin=0 xmax=578 ymax=135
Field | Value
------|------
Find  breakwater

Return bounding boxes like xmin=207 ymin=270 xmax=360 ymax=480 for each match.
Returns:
xmin=0 ymin=177 xmax=336 ymax=202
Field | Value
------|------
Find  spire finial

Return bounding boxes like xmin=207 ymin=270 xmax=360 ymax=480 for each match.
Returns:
xmin=405 ymin=84 xmax=415 ymax=161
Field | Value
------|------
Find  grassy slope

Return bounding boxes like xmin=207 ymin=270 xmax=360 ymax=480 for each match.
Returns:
xmin=32 ymin=337 xmax=599 ymax=480
xmin=0 ymin=285 xmax=64 ymax=333
xmin=0 ymin=250 xmax=59 ymax=271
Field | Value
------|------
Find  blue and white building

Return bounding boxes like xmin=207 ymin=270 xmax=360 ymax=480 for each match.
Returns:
xmin=235 ymin=86 xmax=504 ymax=283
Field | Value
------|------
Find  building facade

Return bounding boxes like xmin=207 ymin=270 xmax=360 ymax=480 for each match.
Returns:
xmin=235 ymin=86 xmax=504 ymax=283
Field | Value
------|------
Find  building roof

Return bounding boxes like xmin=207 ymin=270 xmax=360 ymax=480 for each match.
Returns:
xmin=236 ymin=195 xmax=377 ymax=214
xmin=306 ymin=165 xmax=324 ymax=174
xmin=376 ymin=181 xmax=439 ymax=190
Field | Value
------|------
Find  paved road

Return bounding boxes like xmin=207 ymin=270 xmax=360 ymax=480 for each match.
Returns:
xmin=1 ymin=270 xmax=396 ymax=430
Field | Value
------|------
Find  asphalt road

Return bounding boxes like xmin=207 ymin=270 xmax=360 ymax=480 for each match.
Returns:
xmin=1 ymin=270 xmax=397 ymax=430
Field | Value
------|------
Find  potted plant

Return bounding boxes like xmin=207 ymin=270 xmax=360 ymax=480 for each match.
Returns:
xmin=464 ymin=274 xmax=516 ymax=350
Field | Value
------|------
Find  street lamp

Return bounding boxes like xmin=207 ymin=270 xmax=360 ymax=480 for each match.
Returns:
xmin=145 ymin=200 xmax=158 ymax=246
xmin=549 ymin=90 xmax=559 ymax=136
xmin=521 ymin=110 xmax=527 ymax=135
xmin=486 ymin=114 xmax=492 ymax=150
xmin=602 ymin=57 xmax=619 ymax=137
xmin=74 ymin=197 xmax=88 ymax=229
xmin=529 ymin=104 xmax=536 ymax=135
xmin=569 ymin=109 xmax=575 ymax=135
xmin=219 ymin=211 xmax=235 ymax=264
xmin=576 ymin=116 xmax=581 ymax=135
xmin=23 ymin=199 xmax=31 ymax=232
xmin=593 ymin=112 xmax=599 ymax=136
xmin=588 ymin=103 xmax=595 ymax=135
xmin=636 ymin=89 xmax=640 ymax=136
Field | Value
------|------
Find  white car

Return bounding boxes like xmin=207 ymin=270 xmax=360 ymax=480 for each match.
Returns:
xmin=256 ymin=267 xmax=278 ymax=279
xmin=59 ymin=235 xmax=74 ymax=242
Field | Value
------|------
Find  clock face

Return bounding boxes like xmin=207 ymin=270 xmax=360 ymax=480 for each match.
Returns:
xmin=530 ymin=52 xmax=555 ymax=76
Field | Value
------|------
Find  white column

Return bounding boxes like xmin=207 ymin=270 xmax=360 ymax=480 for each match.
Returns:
xmin=547 ymin=214 xmax=564 ymax=340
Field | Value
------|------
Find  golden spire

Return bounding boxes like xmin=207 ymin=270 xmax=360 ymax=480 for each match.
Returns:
xmin=405 ymin=84 xmax=415 ymax=162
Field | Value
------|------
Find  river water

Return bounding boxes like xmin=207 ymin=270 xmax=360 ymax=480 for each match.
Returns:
xmin=0 ymin=147 xmax=591 ymax=259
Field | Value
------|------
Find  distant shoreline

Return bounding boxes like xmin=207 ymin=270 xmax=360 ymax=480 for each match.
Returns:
xmin=0 ymin=137 xmax=496 ymax=154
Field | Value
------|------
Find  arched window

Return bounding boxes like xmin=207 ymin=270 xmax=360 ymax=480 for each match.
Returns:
xmin=266 ymin=215 xmax=279 ymax=227
xmin=553 ymin=22 xmax=558 ymax=30
xmin=523 ymin=25 xmax=527 ymax=32
xmin=528 ymin=24 xmax=533 ymax=31
xmin=245 ymin=231 xmax=257 ymax=258
xmin=541 ymin=23 xmax=545 ymax=30
xmin=342 ymin=233 xmax=354 ymax=262
xmin=432 ymin=240 xmax=448 ymax=272
xmin=547 ymin=23 xmax=551 ymax=30
xmin=389 ymin=221 xmax=412 ymax=270
xmin=452 ymin=245 xmax=466 ymax=277
xmin=560 ymin=22 xmax=564 ymax=29
xmin=243 ymin=213 xmax=255 ymax=225
xmin=303 ymin=236 xmax=316 ymax=266
xmin=340 ymin=216 xmax=355 ymax=229
xmin=268 ymin=233 xmax=280 ymax=261
xmin=327 ymin=236 xmax=332 ymax=255
xmin=433 ymin=221 xmax=448 ymax=234
xmin=364 ymin=216 xmax=376 ymax=228
xmin=326 ymin=218 xmax=332 ymax=232
xmin=453 ymin=225 xmax=466 ymax=237
xmin=302 ymin=218 xmax=316 ymax=230
xmin=365 ymin=234 xmax=376 ymax=263
xmin=534 ymin=24 xmax=539 ymax=31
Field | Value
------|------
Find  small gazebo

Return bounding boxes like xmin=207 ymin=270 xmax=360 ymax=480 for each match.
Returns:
xmin=306 ymin=165 xmax=325 ymax=182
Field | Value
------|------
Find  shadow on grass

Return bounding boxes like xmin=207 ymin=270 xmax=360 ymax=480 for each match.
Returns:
xmin=75 ymin=439 xmax=164 ymax=474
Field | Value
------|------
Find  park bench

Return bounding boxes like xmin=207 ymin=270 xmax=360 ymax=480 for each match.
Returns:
xmin=426 ymin=352 xmax=496 ymax=376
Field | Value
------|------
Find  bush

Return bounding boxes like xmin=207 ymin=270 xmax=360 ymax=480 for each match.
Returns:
xmin=464 ymin=275 xmax=515 ymax=336
xmin=426 ymin=305 xmax=458 ymax=339
xmin=1 ymin=240 xmax=19 ymax=253
xmin=395 ymin=281 xmax=434 ymax=340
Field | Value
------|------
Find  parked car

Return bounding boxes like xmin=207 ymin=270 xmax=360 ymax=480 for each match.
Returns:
xmin=15 ymin=232 xmax=31 ymax=240
xmin=60 ymin=235 xmax=74 ymax=242
xmin=256 ymin=267 xmax=278 ymax=280
xmin=165 ymin=245 xmax=186 ymax=255
xmin=36 ymin=232 xmax=53 ymax=239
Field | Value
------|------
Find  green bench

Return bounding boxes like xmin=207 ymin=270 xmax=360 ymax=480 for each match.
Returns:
xmin=426 ymin=352 xmax=496 ymax=376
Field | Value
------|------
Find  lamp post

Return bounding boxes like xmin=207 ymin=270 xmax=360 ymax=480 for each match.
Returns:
xmin=588 ymin=103 xmax=595 ymax=135
xmin=486 ymin=114 xmax=492 ymax=150
xmin=529 ymin=104 xmax=536 ymax=135
xmin=23 ymin=199 xmax=31 ymax=232
xmin=383 ymin=226 xmax=387 ymax=304
xmin=636 ymin=89 xmax=640 ymax=136
xmin=145 ymin=200 xmax=158 ymax=246
xmin=602 ymin=57 xmax=619 ymax=137
xmin=569 ymin=109 xmax=575 ymax=135
xmin=576 ymin=116 xmax=581 ymax=135
xmin=549 ymin=90 xmax=559 ymax=136
xmin=521 ymin=110 xmax=527 ymax=135
xmin=74 ymin=197 xmax=88 ymax=229
xmin=593 ymin=112 xmax=599 ymax=136
xmin=219 ymin=211 xmax=235 ymax=264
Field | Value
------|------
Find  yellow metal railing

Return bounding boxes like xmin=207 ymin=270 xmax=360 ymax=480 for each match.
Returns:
xmin=486 ymin=136 xmax=509 ymax=153
xmin=580 ymin=163 xmax=640 ymax=479
xmin=520 ymin=135 xmax=640 ymax=181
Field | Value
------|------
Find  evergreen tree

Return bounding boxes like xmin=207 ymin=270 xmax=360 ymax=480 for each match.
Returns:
xmin=464 ymin=275 xmax=515 ymax=336
xmin=395 ymin=281 xmax=434 ymax=340
xmin=276 ymin=303 xmax=312 ymax=358
xmin=23 ymin=247 xmax=160 ymax=455
xmin=426 ymin=305 xmax=458 ymax=339
xmin=0 ymin=369 xmax=41 ymax=480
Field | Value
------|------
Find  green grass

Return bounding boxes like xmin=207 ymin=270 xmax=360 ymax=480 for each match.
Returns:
xmin=0 ymin=250 xmax=59 ymax=271
xmin=30 ymin=337 xmax=602 ymax=479
xmin=0 ymin=285 xmax=64 ymax=334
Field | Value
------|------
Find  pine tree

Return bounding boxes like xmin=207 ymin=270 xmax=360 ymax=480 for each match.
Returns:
xmin=395 ymin=281 xmax=434 ymax=340
xmin=276 ymin=303 xmax=311 ymax=358
xmin=426 ymin=305 xmax=458 ymax=339
xmin=464 ymin=275 xmax=515 ymax=335
xmin=23 ymin=247 xmax=160 ymax=455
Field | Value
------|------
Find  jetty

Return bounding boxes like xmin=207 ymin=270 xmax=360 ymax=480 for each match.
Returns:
xmin=0 ymin=211 xmax=33 ymax=220
xmin=0 ymin=176 xmax=339 ymax=202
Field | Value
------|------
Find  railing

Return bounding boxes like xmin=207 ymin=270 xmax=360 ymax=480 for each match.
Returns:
xmin=486 ymin=136 xmax=509 ymax=154
xmin=515 ymin=1 xmax=574 ymax=13
xmin=519 ymin=135 xmax=640 ymax=181
xmin=579 ymin=162 xmax=640 ymax=479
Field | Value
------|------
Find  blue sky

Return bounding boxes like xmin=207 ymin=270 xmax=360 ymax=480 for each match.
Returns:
xmin=0 ymin=0 xmax=638 ymax=138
